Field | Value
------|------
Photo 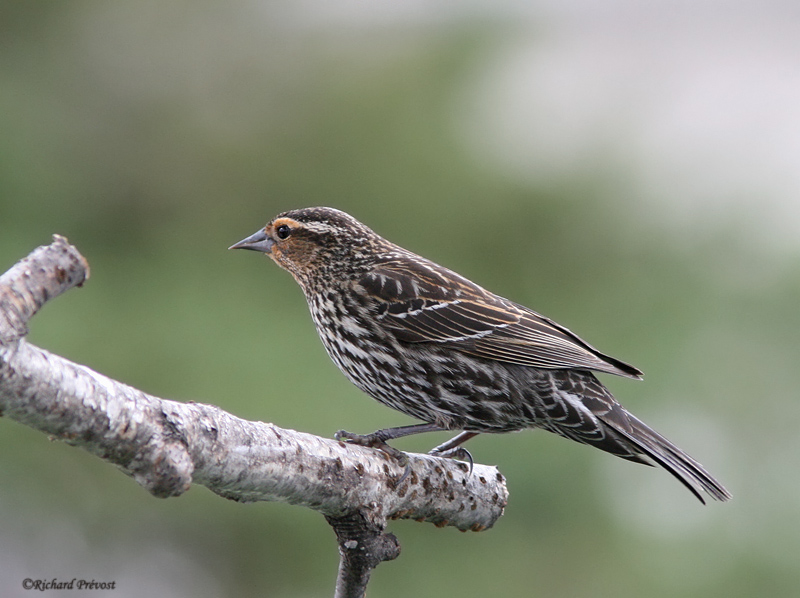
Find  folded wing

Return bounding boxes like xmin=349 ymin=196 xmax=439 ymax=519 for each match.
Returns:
xmin=360 ymin=260 xmax=642 ymax=379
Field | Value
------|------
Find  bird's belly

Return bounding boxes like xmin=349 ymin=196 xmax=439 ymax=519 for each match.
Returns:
xmin=316 ymin=323 xmax=541 ymax=432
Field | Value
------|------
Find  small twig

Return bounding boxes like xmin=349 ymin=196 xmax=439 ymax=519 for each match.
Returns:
xmin=0 ymin=236 xmax=509 ymax=596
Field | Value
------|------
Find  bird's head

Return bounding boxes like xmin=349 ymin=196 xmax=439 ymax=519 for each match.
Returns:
xmin=230 ymin=207 xmax=381 ymax=287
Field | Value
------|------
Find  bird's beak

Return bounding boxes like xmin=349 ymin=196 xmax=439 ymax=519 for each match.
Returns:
xmin=229 ymin=229 xmax=274 ymax=253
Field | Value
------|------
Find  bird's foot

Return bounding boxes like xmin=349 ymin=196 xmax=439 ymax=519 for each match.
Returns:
xmin=428 ymin=444 xmax=474 ymax=476
xmin=335 ymin=429 xmax=411 ymax=485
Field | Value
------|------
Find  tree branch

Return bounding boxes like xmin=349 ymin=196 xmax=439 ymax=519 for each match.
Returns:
xmin=0 ymin=236 xmax=508 ymax=595
xmin=326 ymin=510 xmax=401 ymax=598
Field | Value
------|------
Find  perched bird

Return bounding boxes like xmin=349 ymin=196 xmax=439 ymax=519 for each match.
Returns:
xmin=231 ymin=207 xmax=731 ymax=503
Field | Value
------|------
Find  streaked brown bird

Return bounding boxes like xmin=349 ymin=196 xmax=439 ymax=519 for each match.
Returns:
xmin=231 ymin=207 xmax=730 ymax=503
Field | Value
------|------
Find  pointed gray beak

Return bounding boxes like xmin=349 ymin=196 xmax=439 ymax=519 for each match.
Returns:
xmin=229 ymin=229 xmax=274 ymax=253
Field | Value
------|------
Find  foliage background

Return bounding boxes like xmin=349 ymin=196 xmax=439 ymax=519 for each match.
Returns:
xmin=2 ymin=2 xmax=799 ymax=596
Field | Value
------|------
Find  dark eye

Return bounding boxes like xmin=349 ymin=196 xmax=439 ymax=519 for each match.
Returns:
xmin=276 ymin=224 xmax=292 ymax=240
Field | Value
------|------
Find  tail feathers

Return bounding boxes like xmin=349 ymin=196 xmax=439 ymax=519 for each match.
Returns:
xmin=602 ymin=413 xmax=732 ymax=504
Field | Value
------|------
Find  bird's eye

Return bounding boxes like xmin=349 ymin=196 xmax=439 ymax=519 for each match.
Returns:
xmin=276 ymin=224 xmax=292 ymax=240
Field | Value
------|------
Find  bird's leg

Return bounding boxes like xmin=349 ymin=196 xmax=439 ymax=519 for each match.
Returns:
xmin=429 ymin=430 xmax=479 ymax=455
xmin=335 ymin=423 xmax=445 ymax=485
xmin=335 ymin=422 xmax=446 ymax=446
xmin=428 ymin=431 xmax=480 ymax=475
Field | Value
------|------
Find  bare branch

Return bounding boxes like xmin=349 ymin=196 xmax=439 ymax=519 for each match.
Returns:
xmin=327 ymin=510 xmax=401 ymax=598
xmin=0 ymin=236 xmax=508 ymax=533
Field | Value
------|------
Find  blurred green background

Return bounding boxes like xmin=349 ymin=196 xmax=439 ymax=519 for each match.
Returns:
xmin=2 ymin=2 xmax=799 ymax=597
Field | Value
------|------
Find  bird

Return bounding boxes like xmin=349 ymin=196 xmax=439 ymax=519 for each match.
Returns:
xmin=231 ymin=207 xmax=731 ymax=503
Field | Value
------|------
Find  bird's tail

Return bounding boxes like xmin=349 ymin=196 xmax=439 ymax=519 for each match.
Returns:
xmin=602 ymin=411 xmax=732 ymax=504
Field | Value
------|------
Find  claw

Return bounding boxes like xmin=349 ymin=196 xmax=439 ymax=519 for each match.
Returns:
xmin=428 ymin=446 xmax=474 ymax=476
xmin=335 ymin=429 xmax=410 ymax=484
xmin=394 ymin=458 xmax=411 ymax=486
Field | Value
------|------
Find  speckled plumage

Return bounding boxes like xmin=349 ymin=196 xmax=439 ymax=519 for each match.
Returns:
xmin=232 ymin=207 xmax=731 ymax=503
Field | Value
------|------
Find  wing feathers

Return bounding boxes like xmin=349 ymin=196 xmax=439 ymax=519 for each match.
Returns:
xmin=362 ymin=261 xmax=642 ymax=379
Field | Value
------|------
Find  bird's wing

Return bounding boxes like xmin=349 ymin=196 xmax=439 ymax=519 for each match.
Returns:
xmin=359 ymin=261 xmax=642 ymax=379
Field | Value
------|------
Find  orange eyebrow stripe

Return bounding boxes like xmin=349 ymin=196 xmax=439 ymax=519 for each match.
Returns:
xmin=271 ymin=218 xmax=302 ymax=229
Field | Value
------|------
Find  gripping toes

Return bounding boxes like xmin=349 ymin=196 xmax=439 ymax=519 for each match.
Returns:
xmin=334 ymin=429 xmax=411 ymax=484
